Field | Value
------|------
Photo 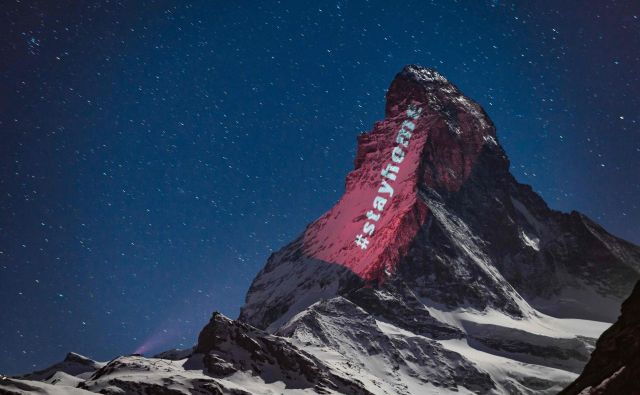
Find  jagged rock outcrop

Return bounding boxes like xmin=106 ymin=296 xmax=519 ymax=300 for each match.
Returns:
xmin=276 ymin=297 xmax=497 ymax=394
xmin=561 ymin=281 xmax=640 ymax=395
xmin=1 ymin=313 xmax=372 ymax=395
xmin=192 ymin=312 xmax=372 ymax=394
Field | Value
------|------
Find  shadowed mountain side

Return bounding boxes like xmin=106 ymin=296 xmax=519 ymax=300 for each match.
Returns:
xmin=239 ymin=241 xmax=365 ymax=331
xmin=398 ymin=136 xmax=640 ymax=323
xmin=561 ymin=281 xmax=640 ymax=395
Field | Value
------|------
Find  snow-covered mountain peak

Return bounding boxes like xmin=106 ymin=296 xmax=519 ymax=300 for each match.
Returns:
xmin=401 ymin=64 xmax=449 ymax=84
xmin=5 ymin=65 xmax=640 ymax=395
xmin=237 ymin=64 xmax=640 ymax=392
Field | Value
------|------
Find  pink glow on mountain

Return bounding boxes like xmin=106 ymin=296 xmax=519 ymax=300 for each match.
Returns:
xmin=301 ymin=66 xmax=494 ymax=282
xmin=302 ymin=111 xmax=429 ymax=282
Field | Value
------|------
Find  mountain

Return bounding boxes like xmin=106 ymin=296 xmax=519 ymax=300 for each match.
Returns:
xmin=3 ymin=65 xmax=639 ymax=394
xmin=241 ymin=65 xmax=640 ymax=329
xmin=560 ymin=280 xmax=640 ymax=395
xmin=0 ymin=314 xmax=374 ymax=395
xmin=239 ymin=64 xmax=640 ymax=393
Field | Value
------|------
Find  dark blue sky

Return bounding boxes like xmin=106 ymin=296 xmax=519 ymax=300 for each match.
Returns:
xmin=1 ymin=0 xmax=639 ymax=375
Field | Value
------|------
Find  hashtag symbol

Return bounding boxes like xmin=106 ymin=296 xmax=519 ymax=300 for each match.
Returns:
xmin=355 ymin=234 xmax=369 ymax=250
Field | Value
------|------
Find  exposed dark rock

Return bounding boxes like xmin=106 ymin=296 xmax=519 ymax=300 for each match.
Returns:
xmin=194 ymin=312 xmax=373 ymax=394
xmin=561 ymin=281 xmax=640 ymax=395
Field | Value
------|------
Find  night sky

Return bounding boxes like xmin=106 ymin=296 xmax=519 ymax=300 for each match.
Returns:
xmin=1 ymin=0 xmax=639 ymax=375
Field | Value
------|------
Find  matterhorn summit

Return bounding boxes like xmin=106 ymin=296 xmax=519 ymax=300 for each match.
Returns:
xmin=3 ymin=65 xmax=639 ymax=395
xmin=241 ymin=64 xmax=640 ymax=330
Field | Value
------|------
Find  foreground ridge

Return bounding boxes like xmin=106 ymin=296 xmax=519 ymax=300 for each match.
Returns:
xmin=561 ymin=281 xmax=640 ymax=395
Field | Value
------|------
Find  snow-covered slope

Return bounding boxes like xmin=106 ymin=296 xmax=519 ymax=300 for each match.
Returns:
xmin=0 ymin=309 xmax=610 ymax=395
xmin=5 ymin=65 xmax=640 ymax=394
xmin=1 ymin=313 xmax=374 ymax=395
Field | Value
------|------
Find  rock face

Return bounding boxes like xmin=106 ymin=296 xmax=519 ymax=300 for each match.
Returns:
xmin=238 ymin=64 xmax=640 ymax=393
xmin=4 ymin=65 xmax=640 ymax=394
xmin=240 ymin=65 xmax=640 ymax=332
xmin=561 ymin=281 xmax=640 ymax=395
xmin=192 ymin=312 xmax=371 ymax=394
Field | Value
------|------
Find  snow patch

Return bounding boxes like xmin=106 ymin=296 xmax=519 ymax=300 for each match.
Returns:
xmin=520 ymin=230 xmax=540 ymax=251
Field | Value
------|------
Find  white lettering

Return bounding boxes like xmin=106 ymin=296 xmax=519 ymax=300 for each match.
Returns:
xmin=391 ymin=146 xmax=405 ymax=164
xmin=373 ymin=196 xmax=387 ymax=211
xmin=402 ymin=120 xmax=416 ymax=131
xmin=406 ymin=105 xmax=422 ymax=119
xmin=378 ymin=180 xmax=394 ymax=197
xmin=381 ymin=163 xmax=399 ymax=180
xmin=366 ymin=210 xmax=381 ymax=221
xmin=363 ymin=222 xmax=375 ymax=236
xmin=354 ymin=104 xmax=422 ymax=251
xmin=396 ymin=129 xmax=411 ymax=147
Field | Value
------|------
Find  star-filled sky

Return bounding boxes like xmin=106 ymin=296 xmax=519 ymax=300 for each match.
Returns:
xmin=1 ymin=0 xmax=639 ymax=375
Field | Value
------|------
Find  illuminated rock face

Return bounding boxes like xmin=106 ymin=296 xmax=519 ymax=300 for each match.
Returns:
xmin=240 ymin=65 xmax=640 ymax=335
xmin=301 ymin=65 xmax=495 ymax=283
